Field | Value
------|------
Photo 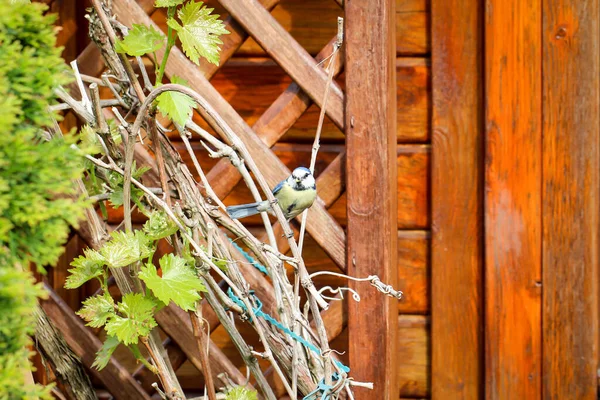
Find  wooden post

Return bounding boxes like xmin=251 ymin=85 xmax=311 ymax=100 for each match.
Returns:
xmin=484 ymin=0 xmax=543 ymax=398
xmin=542 ymin=0 xmax=599 ymax=398
xmin=345 ymin=0 xmax=398 ymax=398
xmin=431 ymin=0 xmax=484 ymax=398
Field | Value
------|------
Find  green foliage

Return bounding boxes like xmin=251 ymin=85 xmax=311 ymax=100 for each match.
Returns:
xmin=139 ymin=253 xmax=206 ymax=311
xmin=92 ymin=335 xmax=120 ymax=370
xmin=65 ymin=248 xmax=105 ymax=289
xmin=155 ymin=0 xmax=185 ymax=6
xmin=226 ymin=386 xmax=258 ymax=400
xmin=0 ymin=268 xmax=51 ymax=399
xmin=100 ymin=230 xmax=153 ymax=268
xmin=156 ymin=75 xmax=197 ymax=125
xmin=106 ymin=162 xmax=150 ymax=209
xmin=167 ymin=1 xmax=229 ymax=65
xmin=115 ymin=24 xmax=165 ymax=56
xmin=77 ymin=292 xmax=115 ymax=328
xmin=143 ymin=210 xmax=179 ymax=240
xmin=0 ymin=1 xmax=85 ymax=397
xmin=0 ymin=0 xmax=69 ymax=128
xmin=0 ymin=0 xmax=85 ymax=269
xmin=105 ymin=293 xmax=158 ymax=345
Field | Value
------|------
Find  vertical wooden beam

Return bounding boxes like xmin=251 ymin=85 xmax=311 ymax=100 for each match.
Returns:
xmin=345 ymin=0 xmax=398 ymax=398
xmin=485 ymin=0 xmax=543 ymax=397
xmin=431 ymin=0 xmax=483 ymax=398
xmin=542 ymin=0 xmax=599 ymax=398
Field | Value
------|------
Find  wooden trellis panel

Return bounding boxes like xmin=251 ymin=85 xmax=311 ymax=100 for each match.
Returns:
xmin=39 ymin=0 xmax=431 ymax=398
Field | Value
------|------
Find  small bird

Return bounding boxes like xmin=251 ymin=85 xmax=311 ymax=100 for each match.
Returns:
xmin=226 ymin=167 xmax=317 ymax=221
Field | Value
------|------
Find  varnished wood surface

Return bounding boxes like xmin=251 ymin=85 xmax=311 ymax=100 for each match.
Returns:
xmin=218 ymin=0 xmax=345 ymax=129
xmin=485 ymin=0 xmax=543 ymax=398
xmin=431 ymin=0 xmax=483 ymax=397
xmin=542 ymin=0 xmax=599 ymax=398
xmin=150 ymin=0 xmax=428 ymax=57
xmin=345 ymin=0 xmax=399 ymax=399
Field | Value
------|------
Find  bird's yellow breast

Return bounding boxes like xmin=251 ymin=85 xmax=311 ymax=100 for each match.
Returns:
xmin=275 ymin=184 xmax=317 ymax=220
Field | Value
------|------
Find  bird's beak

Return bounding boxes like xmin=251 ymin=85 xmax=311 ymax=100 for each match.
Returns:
xmin=295 ymin=178 xmax=301 ymax=183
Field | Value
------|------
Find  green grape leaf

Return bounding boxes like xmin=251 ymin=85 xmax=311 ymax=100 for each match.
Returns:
xmin=155 ymin=0 xmax=185 ymax=6
xmin=105 ymin=293 xmax=157 ymax=345
xmin=77 ymin=293 xmax=115 ymax=328
xmin=139 ymin=253 xmax=205 ymax=311
xmin=92 ymin=335 xmax=120 ymax=370
xmin=167 ymin=1 xmax=229 ymax=65
xmin=226 ymin=386 xmax=258 ymax=400
xmin=115 ymin=24 xmax=164 ymax=56
xmin=65 ymin=249 xmax=106 ymax=289
xmin=100 ymin=230 xmax=153 ymax=268
xmin=143 ymin=211 xmax=179 ymax=240
xmin=155 ymin=76 xmax=196 ymax=126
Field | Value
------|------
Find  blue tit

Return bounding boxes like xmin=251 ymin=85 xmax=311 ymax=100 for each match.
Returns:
xmin=226 ymin=167 xmax=317 ymax=221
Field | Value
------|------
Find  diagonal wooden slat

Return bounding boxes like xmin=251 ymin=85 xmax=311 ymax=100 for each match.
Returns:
xmin=112 ymin=0 xmax=347 ymax=270
xmin=40 ymin=284 xmax=152 ymax=400
xmin=218 ymin=0 xmax=345 ymax=129
xmin=155 ymin=305 xmax=249 ymax=388
xmin=207 ymin=36 xmax=344 ymax=199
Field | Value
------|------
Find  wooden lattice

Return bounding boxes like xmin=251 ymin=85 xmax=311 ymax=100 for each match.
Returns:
xmin=36 ymin=0 xmax=414 ymax=398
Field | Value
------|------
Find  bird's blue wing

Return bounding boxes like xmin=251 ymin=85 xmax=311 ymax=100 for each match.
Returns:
xmin=272 ymin=179 xmax=286 ymax=195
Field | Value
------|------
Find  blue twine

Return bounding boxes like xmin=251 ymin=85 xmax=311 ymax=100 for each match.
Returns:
xmin=227 ymin=288 xmax=350 ymax=399
xmin=229 ymin=239 xmax=269 ymax=275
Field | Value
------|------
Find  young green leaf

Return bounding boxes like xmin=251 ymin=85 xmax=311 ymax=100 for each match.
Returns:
xmin=92 ymin=335 xmax=120 ymax=370
xmin=65 ymin=248 xmax=106 ymax=289
xmin=139 ymin=253 xmax=206 ymax=311
xmin=226 ymin=386 xmax=258 ymax=400
xmin=143 ymin=210 xmax=179 ymax=240
xmin=100 ymin=230 xmax=153 ymax=268
xmin=76 ymin=292 xmax=115 ymax=328
xmin=155 ymin=75 xmax=196 ymax=125
xmin=115 ymin=24 xmax=164 ymax=56
xmin=166 ymin=1 xmax=229 ymax=65
xmin=79 ymin=124 xmax=102 ymax=154
xmin=107 ymin=162 xmax=149 ymax=208
xmin=155 ymin=0 xmax=185 ymax=6
xmin=105 ymin=293 xmax=157 ymax=345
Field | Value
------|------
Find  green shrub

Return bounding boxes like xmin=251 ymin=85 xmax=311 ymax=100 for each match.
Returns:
xmin=0 ymin=1 xmax=85 ymax=398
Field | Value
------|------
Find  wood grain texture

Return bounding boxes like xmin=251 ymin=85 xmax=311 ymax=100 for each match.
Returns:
xmin=329 ymin=145 xmax=429 ymax=228
xmin=173 ymin=58 xmax=429 ymax=144
xmin=431 ymin=0 xmax=483 ymax=397
xmin=397 ymin=315 xmax=429 ymax=398
xmin=40 ymin=285 xmax=151 ymax=400
xmin=485 ymin=0 xmax=542 ymax=398
xmin=112 ymin=0 xmax=347 ymax=271
xmin=542 ymin=0 xmax=599 ymax=398
xmin=397 ymin=231 xmax=429 ymax=314
xmin=345 ymin=0 xmax=398 ymax=399
xmin=231 ymin=0 xmax=428 ymax=56
xmin=217 ymin=0 xmax=345 ymax=129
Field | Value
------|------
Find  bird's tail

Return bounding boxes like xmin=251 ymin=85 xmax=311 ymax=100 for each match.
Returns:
xmin=226 ymin=201 xmax=268 ymax=220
